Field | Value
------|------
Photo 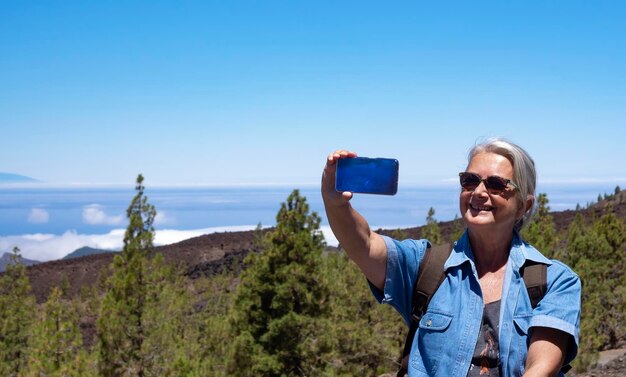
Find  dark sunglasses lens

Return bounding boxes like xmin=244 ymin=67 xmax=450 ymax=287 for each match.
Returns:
xmin=460 ymin=173 xmax=480 ymax=189
xmin=485 ymin=176 xmax=508 ymax=191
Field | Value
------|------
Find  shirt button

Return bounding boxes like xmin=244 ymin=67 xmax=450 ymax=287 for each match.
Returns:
xmin=427 ymin=319 xmax=432 ymax=327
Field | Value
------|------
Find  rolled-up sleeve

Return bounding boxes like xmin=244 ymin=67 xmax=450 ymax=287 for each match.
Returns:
xmin=529 ymin=260 xmax=581 ymax=364
xmin=368 ymin=236 xmax=428 ymax=325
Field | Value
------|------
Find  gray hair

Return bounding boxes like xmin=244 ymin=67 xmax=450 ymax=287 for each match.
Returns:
xmin=467 ymin=137 xmax=536 ymax=231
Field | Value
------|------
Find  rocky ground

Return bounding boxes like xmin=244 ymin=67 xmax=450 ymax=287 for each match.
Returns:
xmin=24 ymin=228 xmax=263 ymax=303
xmin=573 ymin=348 xmax=626 ymax=377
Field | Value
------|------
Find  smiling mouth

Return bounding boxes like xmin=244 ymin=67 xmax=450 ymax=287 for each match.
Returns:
xmin=470 ymin=203 xmax=494 ymax=212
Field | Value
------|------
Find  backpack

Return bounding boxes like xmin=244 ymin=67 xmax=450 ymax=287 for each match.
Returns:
xmin=396 ymin=242 xmax=549 ymax=377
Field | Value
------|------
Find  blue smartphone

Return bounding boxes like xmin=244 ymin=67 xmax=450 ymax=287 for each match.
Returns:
xmin=335 ymin=157 xmax=399 ymax=195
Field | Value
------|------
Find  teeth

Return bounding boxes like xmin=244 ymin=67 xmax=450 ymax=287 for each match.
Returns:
xmin=471 ymin=204 xmax=493 ymax=211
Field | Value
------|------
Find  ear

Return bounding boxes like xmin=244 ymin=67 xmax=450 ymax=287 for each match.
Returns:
xmin=517 ymin=194 xmax=535 ymax=220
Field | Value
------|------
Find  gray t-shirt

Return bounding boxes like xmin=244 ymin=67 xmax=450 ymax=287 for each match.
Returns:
xmin=467 ymin=300 xmax=501 ymax=377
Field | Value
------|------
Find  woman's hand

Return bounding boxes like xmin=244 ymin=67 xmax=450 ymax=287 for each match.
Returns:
xmin=321 ymin=149 xmax=387 ymax=290
xmin=321 ymin=149 xmax=357 ymax=207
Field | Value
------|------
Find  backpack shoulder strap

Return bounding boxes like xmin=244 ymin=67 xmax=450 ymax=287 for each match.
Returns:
xmin=520 ymin=262 xmax=571 ymax=373
xmin=520 ymin=262 xmax=547 ymax=309
xmin=397 ymin=242 xmax=452 ymax=377
xmin=411 ymin=243 xmax=453 ymax=321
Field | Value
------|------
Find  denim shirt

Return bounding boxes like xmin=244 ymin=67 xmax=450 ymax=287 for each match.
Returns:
xmin=370 ymin=231 xmax=581 ymax=377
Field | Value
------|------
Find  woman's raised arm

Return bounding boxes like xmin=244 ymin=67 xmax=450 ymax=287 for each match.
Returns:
xmin=321 ymin=150 xmax=388 ymax=290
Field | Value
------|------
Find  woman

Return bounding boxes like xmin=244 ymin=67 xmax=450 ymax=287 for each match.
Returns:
xmin=321 ymin=138 xmax=581 ymax=377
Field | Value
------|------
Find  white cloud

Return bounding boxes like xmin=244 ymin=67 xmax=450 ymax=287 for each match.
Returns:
xmin=153 ymin=226 xmax=341 ymax=248
xmin=27 ymin=208 xmax=49 ymax=224
xmin=82 ymin=204 xmax=124 ymax=226
xmin=320 ymin=226 xmax=338 ymax=247
xmin=0 ymin=229 xmax=125 ymax=261
xmin=154 ymin=211 xmax=174 ymax=226
xmin=0 ymin=225 xmax=262 ymax=262
xmin=0 ymin=224 xmax=342 ymax=263
xmin=22 ymin=233 xmax=55 ymax=242
xmin=152 ymin=225 xmax=265 ymax=246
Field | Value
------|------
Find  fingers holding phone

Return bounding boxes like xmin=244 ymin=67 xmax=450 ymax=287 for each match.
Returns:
xmin=327 ymin=150 xmax=358 ymax=168
xmin=322 ymin=150 xmax=357 ymax=205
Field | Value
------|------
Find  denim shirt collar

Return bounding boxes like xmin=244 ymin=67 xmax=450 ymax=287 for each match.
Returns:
xmin=510 ymin=231 xmax=552 ymax=269
xmin=444 ymin=230 xmax=552 ymax=273
xmin=444 ymin=230 xmax=473 ymax=271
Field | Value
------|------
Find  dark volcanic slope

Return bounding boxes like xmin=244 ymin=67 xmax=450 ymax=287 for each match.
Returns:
xmin=26 ymin=230 xmax=261 ymax=303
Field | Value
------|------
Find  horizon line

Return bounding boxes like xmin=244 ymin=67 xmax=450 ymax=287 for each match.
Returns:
xmin=1 ymin=177 xmax=626 ymax=189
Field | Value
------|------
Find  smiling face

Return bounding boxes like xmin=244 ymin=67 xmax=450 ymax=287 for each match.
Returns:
xmin=460 ymin=152 xmax=527 ymax=237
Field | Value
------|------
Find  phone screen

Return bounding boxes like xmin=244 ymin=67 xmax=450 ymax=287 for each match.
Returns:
xmin=335 ymin=157 xmax=399 ymax=195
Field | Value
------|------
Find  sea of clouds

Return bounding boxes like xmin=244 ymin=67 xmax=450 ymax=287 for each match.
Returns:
xmin=0 ymin=226 xmax=340 ymax=262
xmin=3 ymin=180 xmax=623 ymax=262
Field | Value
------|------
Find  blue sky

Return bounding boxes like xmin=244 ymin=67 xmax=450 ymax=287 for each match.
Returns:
xmin=1 ymin=1 xmax=625 ymax=187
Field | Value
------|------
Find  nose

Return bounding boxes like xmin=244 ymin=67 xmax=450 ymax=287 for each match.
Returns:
xmin=472 ymin=180 xmax=490 ymax=196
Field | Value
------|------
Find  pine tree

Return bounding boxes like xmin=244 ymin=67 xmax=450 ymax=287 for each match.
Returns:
xmin=449 ymin=214 xmax=466 ymax=243
xmin=227 ymin=189 xmax=329 ymax=376
xmin=391 ymin=228 xmax=408 ymax=240
xmin=316 ymin=251 xmax=405 ymax=376
xmin=141 ymin=255 xmax=202 ymax=377
xmin=196 ymin=272 xmax=237 ymax=376
xmin=566 ymin=217 xmax=608 ymax=371
xmin=97 ymin=174 xmax=156 ymax=377
xmin=421 ymin=207 xmax=442 ymax=245
xmin=588 ymin=208 xmax=626 ymax=346
xmin=561 ymin=213 xmax=586 ymax=267
xmin=25 ymin=286 xmax=91 ymax=377
xmin=522 ymin=193 xmax=558 ymax=258
xmin=0 ymin=247 xmax=36 ymax=376
xmin=565 ymin=210 xmax=626 ymax=371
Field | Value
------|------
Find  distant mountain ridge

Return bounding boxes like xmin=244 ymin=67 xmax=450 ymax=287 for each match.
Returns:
xmin=0 ymin=172 xmax=39 ymax=183
xmin=63 ymin=246 xmax=117 ymax=260
xmin=0 ymin=246 xmax=116 ymax=272
xmin=0 ymin=252 xmax=40 ymax=272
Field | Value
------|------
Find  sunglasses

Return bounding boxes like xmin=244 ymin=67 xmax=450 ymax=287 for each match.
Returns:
xmin=459 ymin=172 xmax=519 ymax=194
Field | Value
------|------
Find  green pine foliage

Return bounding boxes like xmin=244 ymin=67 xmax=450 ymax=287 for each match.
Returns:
xmin=391 ymin=228 xmax=408 ymax=240
xmin=522 ymin=193 xmax=558 ymax=258
xmin=95 ymin=174 xmax=218 ymax=376
xmin=25 ymin=286 xmax=93 ymax=377
xmin=317 ymin=252 xmax=405 ymax=376
xmin=196 ymin=272 xmax=237 ymax=377
xmin=586 ymin=209 xmax=626 ymax=346
xmin=201 ymin=252 xmax=407 ymax=377
xmin=562 ymin=209 xmax=626 ymax=372
xmin=141 ymin=256 xmax=202 ymax=377
xmin=449 ymin=214 xmax=465 ymax=243
xmin=97 ymin=174 xmax=204 ymax=376
xmin=421 ymin=207 xmax=442 ymax=245
xmin=96 ymin=174 xmax=157 ymax=377
xmin=227 ymin=189 xmax=330 ymax=376
xmin=0 ymin=247 xmax=36 ymax=377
